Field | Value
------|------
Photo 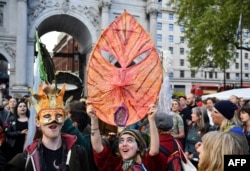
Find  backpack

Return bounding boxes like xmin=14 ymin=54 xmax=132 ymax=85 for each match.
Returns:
xmin=160 ymin=140 xmax=183 ymax=171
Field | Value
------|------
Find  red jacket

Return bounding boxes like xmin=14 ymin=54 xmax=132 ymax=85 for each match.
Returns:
xmin=93 ymin=145 xmax=162 ymax=171
xmin=159 ymin=133 xmax=184 ymax=171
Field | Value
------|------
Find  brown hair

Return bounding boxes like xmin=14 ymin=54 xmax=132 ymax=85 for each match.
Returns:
xmin=118 ymin=129 xmax=147 ymax=157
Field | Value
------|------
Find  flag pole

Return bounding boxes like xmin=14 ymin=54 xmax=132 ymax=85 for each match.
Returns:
xmin=24 ymin=30 xmax=43 ymax=148
xmin=240 ymin=14 xmax=243 ymax=88
xmin=240 ymin=35 xmax=243 ymax=88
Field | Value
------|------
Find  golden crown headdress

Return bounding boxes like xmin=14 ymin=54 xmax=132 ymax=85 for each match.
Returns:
xmin=28 ymin=81 xmax=66 ymax=115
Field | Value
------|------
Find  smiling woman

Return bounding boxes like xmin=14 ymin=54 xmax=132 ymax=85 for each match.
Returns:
xmin=3 ymin=100 xmax=29 ymax=162
xmin=87 ymin=103 xmax=161 ymax=171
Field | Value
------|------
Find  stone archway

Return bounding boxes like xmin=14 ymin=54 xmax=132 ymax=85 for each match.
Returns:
xmin=0 ymin=51 xmax=12 ymax=98
xmin=36 ymin=14 xmax=97 ymax=51
xmin=37 ymin=14 xmax=96 ymax=95
xmin=0 ymin=47 xmax=15 ymax=96
xmin=26 ymin=7 xmax=100 ymax=95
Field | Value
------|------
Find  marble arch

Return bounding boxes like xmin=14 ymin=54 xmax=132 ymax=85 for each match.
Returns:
xmin=28 ymin=10 xmax=98 ymax=49
xmin=26 ymin=9 xmax=99 ymax=95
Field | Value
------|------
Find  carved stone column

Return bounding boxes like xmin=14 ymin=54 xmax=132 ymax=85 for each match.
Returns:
xmin=99 ymin=0 xmax=111 ymax=30
xmin=146 ymin=1 xmax=158 ymax=45
xmin=12 ymin=0 xmax=28 ymax=94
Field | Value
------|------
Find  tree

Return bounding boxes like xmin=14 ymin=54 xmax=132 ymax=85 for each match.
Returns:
xmin=171 ymin=0 xmax=250 ymax=70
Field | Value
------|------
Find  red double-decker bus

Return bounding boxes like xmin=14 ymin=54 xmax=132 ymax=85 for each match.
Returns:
xmin=191 ymin=84 xmax=220 ymax=96
xmin=191 ymin=84 xmax=250 ymax=96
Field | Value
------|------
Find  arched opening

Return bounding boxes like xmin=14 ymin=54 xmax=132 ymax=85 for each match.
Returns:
xmin=0 ymin=54 xmax=9 ymax=98
xmin=34 ymin=14 xmax=93 ymax=99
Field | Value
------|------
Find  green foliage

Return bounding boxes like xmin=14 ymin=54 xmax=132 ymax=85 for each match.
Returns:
xmin=171 ymin=0 xmax=250 ymax=70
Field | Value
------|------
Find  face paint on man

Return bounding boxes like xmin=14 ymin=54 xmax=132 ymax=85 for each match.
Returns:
xmin=38 ymin=109 xmax=65 ymax=125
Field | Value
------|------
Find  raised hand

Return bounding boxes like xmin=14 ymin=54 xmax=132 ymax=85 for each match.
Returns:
xmin=147 ymin=104 xmax=157 ymax=120
xmin=86 ymin=103 xmax=97 ymax=120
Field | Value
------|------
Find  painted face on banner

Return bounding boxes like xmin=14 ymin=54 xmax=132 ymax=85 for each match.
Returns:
xmin=37 ymin=109 xmax=65 ymax=125
xmin=87 ymin=11 xmax=163 ymax=126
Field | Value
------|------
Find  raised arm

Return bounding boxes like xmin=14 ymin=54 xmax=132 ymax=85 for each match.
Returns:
xmin=147 ymin=104 xmax=159 ymax=156
xmin=86 ymin=104 xmax=104 ymax=153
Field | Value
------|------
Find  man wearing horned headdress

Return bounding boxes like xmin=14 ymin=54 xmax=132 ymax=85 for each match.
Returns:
xmin=5 ymin=82 xmax=90 ymax=171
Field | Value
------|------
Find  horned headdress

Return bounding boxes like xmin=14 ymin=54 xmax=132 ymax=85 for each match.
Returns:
xmin=28 ymin=81 xmax=66 ymax=117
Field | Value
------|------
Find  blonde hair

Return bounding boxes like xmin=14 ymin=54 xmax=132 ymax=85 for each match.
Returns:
xmin=219 ymin=119 xmax=233 ymax=132
xmin=198 ymin=131 xmax=248 ymax=171
xmin=232 ymin=111 xmax=243 ymax=126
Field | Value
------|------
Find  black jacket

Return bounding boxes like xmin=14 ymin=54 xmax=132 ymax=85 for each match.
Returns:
xmin=5 ymin=134 xmax=91 ymax=171
xmin=4 ymin=114 xmax=22 ymax=148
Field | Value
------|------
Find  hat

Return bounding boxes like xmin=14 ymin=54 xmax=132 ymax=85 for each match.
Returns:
xmin=214 ymin=100 xmax=238 ymax=120
xmin=29 ymin=81 xmax=66 ymax=117
xmin=155 ymin=113 xmax=173 ymax=131
xmin=119 ymin=129 xmax=147 ymax=156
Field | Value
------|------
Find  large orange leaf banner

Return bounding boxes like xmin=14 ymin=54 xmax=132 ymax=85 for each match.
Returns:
xmin=87 ymin=11 xmax=163 ymax=126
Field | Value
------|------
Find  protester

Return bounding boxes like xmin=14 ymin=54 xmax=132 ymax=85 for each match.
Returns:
xmin=5 ymin=82 xmax=90 ymax=171
xmin=0 ymin=120 xmax=4 ymax=148
xmin=212 ymin=100 xmax=243 ymax=134
xmin=239 ymin=105 xmax=250 ymax=153
xmin=2 ymin=99 xmax=10 ymax=111
xmin=184 ymin=107 xmax=212 ymax=168
xmin=4 ymin=100 xmax=29 ymax=162
xmin=62 ymin=100 xmax=97 ymax=171
xmin=178 ymin=96 xmax=187 ymax=112
xmin=0 ymin=120 xmax=6 ymax=171
xmin=204 ymin=97 xmax=218 ymax=126
xmin=196 ymin=131 xmax=249 ymax=171
xmin=171 ymin=99 xmax=185 ymax=143
xmin=0 ymin=93 xmax=6 ymax=148
xmin=87 ymin=103 xmax=160 ymax=171
xmin=156 ymin=113 xmax=183 ymax=170
xmin=0 ymin=97 xmax=17 ymax=128
xmin=239 ymin=97 xmax=245 ymax=108
xmin=67 ymin=100 xmax=90 ymax=134
xmin=229 ymin=95 xmax=240 ymax=108
xmin=181 ymin=93 xmax=197 ymax=142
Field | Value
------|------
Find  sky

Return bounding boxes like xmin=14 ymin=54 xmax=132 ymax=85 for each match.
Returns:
xmin=40 ymin=31 xmax=61 ymax=52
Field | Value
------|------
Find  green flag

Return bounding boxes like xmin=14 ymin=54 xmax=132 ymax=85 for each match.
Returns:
xmin=35 ymin=31 xmax=48 ymax=82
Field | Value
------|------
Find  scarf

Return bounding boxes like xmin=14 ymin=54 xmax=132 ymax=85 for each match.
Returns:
xmin=122 ymin=159 xmax=147 ymax=171
xmin=122 ymin=159 xmax=133 ymax=170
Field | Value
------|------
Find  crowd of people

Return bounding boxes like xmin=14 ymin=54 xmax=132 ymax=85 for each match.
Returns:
xmin=0 ymin=85 xmax=250 ymax=170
